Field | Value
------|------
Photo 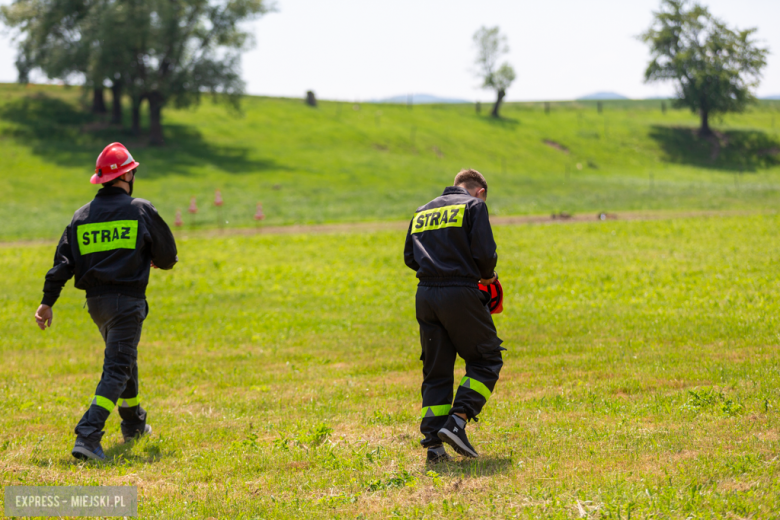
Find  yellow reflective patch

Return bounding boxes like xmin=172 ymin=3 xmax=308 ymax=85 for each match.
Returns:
xmin=77 ymin=220 xmax=138 ymax=255
xmin=411 ymin=204 xmax=465 ymax=234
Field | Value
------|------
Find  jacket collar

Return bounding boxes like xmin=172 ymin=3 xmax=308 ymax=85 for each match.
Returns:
xmin=442 ymin=186 xmax=470 ymax=196
xmin=95 ymin=186 xmax=130 ymax=198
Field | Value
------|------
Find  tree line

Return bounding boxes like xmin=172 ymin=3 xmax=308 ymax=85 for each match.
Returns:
xmin=476 ymin=0 xmax=768 ymax=133
xmin=0 ymin=0 xmax=770 ymax=141
xmin=0 ymin=0 xmax=272 ymax=145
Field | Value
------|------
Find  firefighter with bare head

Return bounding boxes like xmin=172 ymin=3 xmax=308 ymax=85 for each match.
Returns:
xmin=404 ymin=169 xmax=504 ymax=463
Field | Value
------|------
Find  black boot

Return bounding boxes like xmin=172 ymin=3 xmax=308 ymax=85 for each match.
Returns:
xmin=72 ymin=437 xmax=106 ymax=461
xmin=426 ymin=444 xmax=451 ymax=464
xmin=438 ymin=415 xmax=478 ymax=458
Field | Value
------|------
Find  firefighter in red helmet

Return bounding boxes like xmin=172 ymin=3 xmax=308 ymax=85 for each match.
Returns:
xmin=34 ymin=142 xmax=178 ymax=461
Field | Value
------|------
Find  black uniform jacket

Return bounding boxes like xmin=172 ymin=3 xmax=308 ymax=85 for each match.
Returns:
xmin=404 ymin=186 xmax=497 ymax=287
xmin=41 ymin=187 xmax=178 ymax=306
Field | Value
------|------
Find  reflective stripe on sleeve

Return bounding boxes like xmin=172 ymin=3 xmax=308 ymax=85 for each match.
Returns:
xmin=90 ymin=395 xmax=116 ymax=412
xmin=459 ymin=376 xmax=491 ymax=400
xmin=421 ymin=404 xmax=451 ymax=418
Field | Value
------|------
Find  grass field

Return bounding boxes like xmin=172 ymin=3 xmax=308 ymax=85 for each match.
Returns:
xmin=1 ymin=83 xmax=780 ymax=240
xmin=2 ymin=214 xmax=779 ymax=518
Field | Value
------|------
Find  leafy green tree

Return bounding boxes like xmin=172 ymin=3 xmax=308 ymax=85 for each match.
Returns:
xmin=473 ymin=26 xmax=516 ymax=118
xmin=0 ymin=0 xmax=107 ymax=112
xmin=87 ymin=0 xmax=134 ymax=124
xmin=122 ymin=0 xmax=273 ymax=145
xmin=641 ymin=0 xmax=768 ymax=135
xmin=2 ymin=0 xmax=272 ymax=144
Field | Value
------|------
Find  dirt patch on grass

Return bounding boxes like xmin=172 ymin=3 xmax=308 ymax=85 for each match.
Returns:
xmin=2 ymin=210 xmax=772 ymax=246
xmin=543 ymin=139 xmax=570 ymax=153
xmin=754 ymin=430 xmax=779 ymax=442
xmin=672 ymin=450 xmax=699 ymax=461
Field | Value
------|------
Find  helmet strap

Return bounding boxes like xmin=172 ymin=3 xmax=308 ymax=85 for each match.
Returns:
xmin=115 ymin=170 xmax=135 ymax=196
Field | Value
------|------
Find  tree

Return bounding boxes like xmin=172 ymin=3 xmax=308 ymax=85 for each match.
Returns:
xmin=641 ymin=0 xmax=768 ymax=136
xmin=1 ymin=0 xmax=130 ymax=117
xmin=0 ymin=0 xmax=101 ymax=109
xmin=124 ymin=0 xmax=272 ymax=145
xmin=1 ymin=0 xmax=272 ymax=144
xmin=473 ymin=26 xmax=516 ymax=118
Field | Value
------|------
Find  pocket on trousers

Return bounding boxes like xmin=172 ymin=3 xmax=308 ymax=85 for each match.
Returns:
xmin=477 ymin=342 xmax=506 ymax=362
xmin=116 ymin=344 xmax=138 ymax=367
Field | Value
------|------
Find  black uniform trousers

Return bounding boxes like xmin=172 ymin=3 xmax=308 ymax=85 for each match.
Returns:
xmin=75 ymin=294 xmax=148 ymax=442
xmin=416 ymin=285 xmax=505 ymax=447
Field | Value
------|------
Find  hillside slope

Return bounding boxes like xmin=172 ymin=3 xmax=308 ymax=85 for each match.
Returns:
xmin=1 ymin=84 xmax=779 ymax=239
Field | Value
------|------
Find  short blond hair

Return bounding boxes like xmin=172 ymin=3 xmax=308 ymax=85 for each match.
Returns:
xmin=453 ymin=169 xmax=487 ymax=193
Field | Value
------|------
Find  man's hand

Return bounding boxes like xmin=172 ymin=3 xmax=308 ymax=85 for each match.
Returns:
xmin=151 ymin=261 xmax=159 ymax=269
xmin=479 ymin=272 xmax=497 ymax=285
xmin=35 ymin=304 xmax=53 ymax=330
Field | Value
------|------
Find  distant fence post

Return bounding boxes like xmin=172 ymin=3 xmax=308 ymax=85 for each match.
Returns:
xmin=545 ymin=102 xmax=550 ymax=114
xmin=306 ymin=91 xmax=317 ymax=107
xmin=597 ymin=101 xmax=603 ymax=114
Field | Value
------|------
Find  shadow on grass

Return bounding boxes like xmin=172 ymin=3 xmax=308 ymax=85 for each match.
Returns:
xmin=649 ymin=125 xmax=780 ymax=172
xmin=480 ymin=115 xmax=520 ymax=128
xmin=0 ymin=93 xmax=287 ymax=177
xmin=28 ymin=437 xmax=168 ymax=468
xmin=101 ymin=438 xmax=167 ymax=464
xmin=434 ymin=456 xmax=513 ymax=477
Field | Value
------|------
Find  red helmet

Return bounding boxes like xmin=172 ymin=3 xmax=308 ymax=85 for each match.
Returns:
xmin=91 ymin=142 xmax=139 ymax=184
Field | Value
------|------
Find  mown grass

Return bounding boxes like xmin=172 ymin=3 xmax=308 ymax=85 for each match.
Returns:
xmin=1 ymin=214 xmax=779 ymax=518
xmin=1 ymin=83 xmax=780 ymax=240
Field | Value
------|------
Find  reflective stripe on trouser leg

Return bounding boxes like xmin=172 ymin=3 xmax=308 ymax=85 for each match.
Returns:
xmin=452 ymin=369 xmax=500 ymax=419
xmin=118 ymin=396 xmax=140 ymax=408
xmin=421 ymin=404 xmax=451 ymax=418
xmin=90 ymin=395 xmax=116 ymax=412
xmin=459 ymin=376 xmax=492 ymax=401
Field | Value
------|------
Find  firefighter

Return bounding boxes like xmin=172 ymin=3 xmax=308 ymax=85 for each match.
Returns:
xmin=404 ymin=169 xmax=504 ymax=463
xmin=33 ymin=142 xmax=178 ymax=461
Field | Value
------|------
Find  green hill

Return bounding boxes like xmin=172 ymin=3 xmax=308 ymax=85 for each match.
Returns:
xmin=1 ymin=83 xmax=779 ymax=240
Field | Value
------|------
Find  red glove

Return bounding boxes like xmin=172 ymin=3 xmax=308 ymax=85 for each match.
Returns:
xmin=478 ymin=278 xmax=503 ymax=314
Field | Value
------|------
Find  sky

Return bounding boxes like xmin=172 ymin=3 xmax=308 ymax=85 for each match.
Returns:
xmin=1 ymin=0 xmax=778 ymax=102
